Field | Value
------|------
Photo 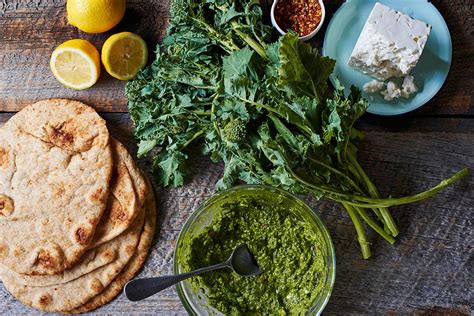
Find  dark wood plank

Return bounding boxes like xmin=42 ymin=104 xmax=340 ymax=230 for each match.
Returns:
xmin=1 ymin=0 xmax=473 ymax=115
xmin=0 ymin=112 xmax=472 ymax=314
xmin=0 ymin=0 xmax=473 ymax=313
xmin=0 ymin=0 xmax=170 ymax=112
xmin=357 ymin=115 xmax=474 ymax=133
xmin=3 ymin=111 xmax=474 ymax=133
xmin=414 ymin=0 xmax=474 ymax=116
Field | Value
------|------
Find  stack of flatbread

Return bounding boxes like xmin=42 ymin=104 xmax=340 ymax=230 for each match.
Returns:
xmin=0 ymin=99 xmax=156 ymax=313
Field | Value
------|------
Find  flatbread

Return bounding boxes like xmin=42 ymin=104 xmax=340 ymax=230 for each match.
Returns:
xmin=0 ymin=99 xmax=112 ymax=275
xmin=69 ymin=176 xmax=156 ymax=313
xmin=3 ymin=243 xmax=118 ymax=287
xmin=88 ymin=139 xmax=146 ymax=248
xmin=121 ymin=144 xmax=148 ymax=211
xmin=3 ymin=140 xmax=145 ymax=286
xmin=0 ymin=208 xmax=145 ymax=312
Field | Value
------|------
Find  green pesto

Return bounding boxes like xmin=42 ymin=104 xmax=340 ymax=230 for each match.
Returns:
xmin=182 ymin=194 xmax=328 ymax=315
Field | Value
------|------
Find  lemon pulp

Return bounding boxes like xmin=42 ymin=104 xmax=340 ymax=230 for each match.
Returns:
xmin=101 ymin=32 xmax=148 ymax=81
xmin=50 ymin=39 xmax=100 ymax=90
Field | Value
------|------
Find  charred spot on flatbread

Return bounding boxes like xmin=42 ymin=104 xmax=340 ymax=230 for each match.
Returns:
xmin=36 ymin=250 xmax=59 ymax=270
xmin=74 ymin=226 xmax=92 ymax=245
xmin=0 ymin=195 xmax=14 ymax=216
xmin=47 ymin=122 xmax=75 ymax=149
xmin=37 ymin=293 xmax=52 ymax=307
xmin=0 ymin=147 xmax=10 ymax=169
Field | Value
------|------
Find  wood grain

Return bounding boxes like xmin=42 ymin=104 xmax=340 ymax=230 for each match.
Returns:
xmin=0 ymin=0 xmax=473 ymax=115
xmin=0 ymin=0 xmax=170 ymax=112
xmin=0 ymin=113 xmax=472 ymax=314
xmin=0 ymin=0 xmax=473 ymax=314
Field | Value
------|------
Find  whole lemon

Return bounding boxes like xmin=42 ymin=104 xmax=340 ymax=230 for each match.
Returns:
xmin=67 ymin=0 xmax=126 ymax=34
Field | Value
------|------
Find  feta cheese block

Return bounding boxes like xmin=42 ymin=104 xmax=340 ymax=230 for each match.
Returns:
xmin=348 ymin=3 xmax=432 ymax=81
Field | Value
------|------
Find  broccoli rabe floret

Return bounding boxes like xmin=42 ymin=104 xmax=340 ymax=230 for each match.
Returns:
xmin=223 ymin=119 xmax=247 ymax=144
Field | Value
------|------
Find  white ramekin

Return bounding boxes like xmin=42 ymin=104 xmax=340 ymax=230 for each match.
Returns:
xmin=271 ymin=0 xmax=326 ymax=41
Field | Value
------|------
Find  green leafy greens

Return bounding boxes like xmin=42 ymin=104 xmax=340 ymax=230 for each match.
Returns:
xmin=126 ymin=0 xmax=468 ymax=258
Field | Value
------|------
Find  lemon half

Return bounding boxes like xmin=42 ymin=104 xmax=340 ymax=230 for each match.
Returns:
xmin=67 ymin=0 xmax=126 ymax=34
xmin=101 ymin=32 xmax=148 ymax=81
xmin=50 ymin=39 xmax=100 ymax=90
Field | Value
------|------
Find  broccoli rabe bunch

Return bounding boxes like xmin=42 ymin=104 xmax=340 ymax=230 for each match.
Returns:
xmin=126 ymin=0 xmax=467 ymax=258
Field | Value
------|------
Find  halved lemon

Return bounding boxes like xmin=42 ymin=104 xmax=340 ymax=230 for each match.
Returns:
xmin=50 ymin=39 xmax=100 ymax=90
xmin=101 ymin=32 xmax=148 ymax=81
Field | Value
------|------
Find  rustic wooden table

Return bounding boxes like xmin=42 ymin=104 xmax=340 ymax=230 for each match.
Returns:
xmin=0 ymin=0 xmax=473 ymax=314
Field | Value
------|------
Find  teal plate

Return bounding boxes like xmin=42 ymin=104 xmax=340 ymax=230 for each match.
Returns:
xmin=322 ymin=0 xmax=452 ymax=116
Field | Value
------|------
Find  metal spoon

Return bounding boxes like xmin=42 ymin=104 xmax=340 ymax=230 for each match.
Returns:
xmin=124 ymin=243 xmax=262 ymax=302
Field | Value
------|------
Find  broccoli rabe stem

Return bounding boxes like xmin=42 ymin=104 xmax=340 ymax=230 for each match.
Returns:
xmin=180 ymin=130 xmax=205 ymax=150
xmin=192 ymin=18 xmax=241 ymax=53
xmin=308 ymin=156 xmax=388 ymax=226
xmin=353 ymin=206 xmax=396 ymax=244
xmin=231 ymin=21 xmax=268 ymax=60
xmin=308 ymin=156 xmax=398 ymax=245
xmin=347 ymin=151 xmax=399 ymax=237
xmin=346 ymin=164 xmax=387 ymax=229
xmin=343 ymin=203 xmax=371 ymax=259
xmin=290 ymin=167 xmax=468 ymax=208
xmin=190 ymin=15 xmax=268 ymax=59
xmin=308 ymin=157 xmax=365 ymax=195
xmin=344 ymin=168 xmax=467 ymax=207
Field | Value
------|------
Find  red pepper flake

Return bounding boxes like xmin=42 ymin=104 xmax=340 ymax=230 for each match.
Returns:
xmin=275 ymin=0 xmax=322 ymax=37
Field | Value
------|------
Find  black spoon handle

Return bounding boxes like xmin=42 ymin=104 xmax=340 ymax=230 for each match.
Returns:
xmin=124 ymin=261 xmax=230 ymax=302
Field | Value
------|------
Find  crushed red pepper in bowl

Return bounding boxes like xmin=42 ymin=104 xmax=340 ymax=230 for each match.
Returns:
xmin=274 ymin=0 xmax=323 ymax=37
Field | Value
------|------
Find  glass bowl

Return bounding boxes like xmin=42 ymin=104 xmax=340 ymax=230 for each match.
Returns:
xmin=174 ymin=185 xmax=336 ymax=315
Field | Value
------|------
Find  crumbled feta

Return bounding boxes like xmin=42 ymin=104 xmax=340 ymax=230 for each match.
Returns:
xmin=348 ymin=3 xmax=432 ymax=81
xmin=364 ymin=75 xmax=419 ymax=101
xmin=382 ymin=81 xmax=402 ymax=101
xmin=363 ymin=80 xmax=385 ymax=93
xmin=401 ymin=75 xmax=418 ymax=98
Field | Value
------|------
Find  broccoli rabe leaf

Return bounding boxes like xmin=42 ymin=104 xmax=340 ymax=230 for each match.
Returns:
xmin=155 ymin=149 xmax=188 ymax=187
xmin=275 ymin=33 xmax=336 ymax=101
